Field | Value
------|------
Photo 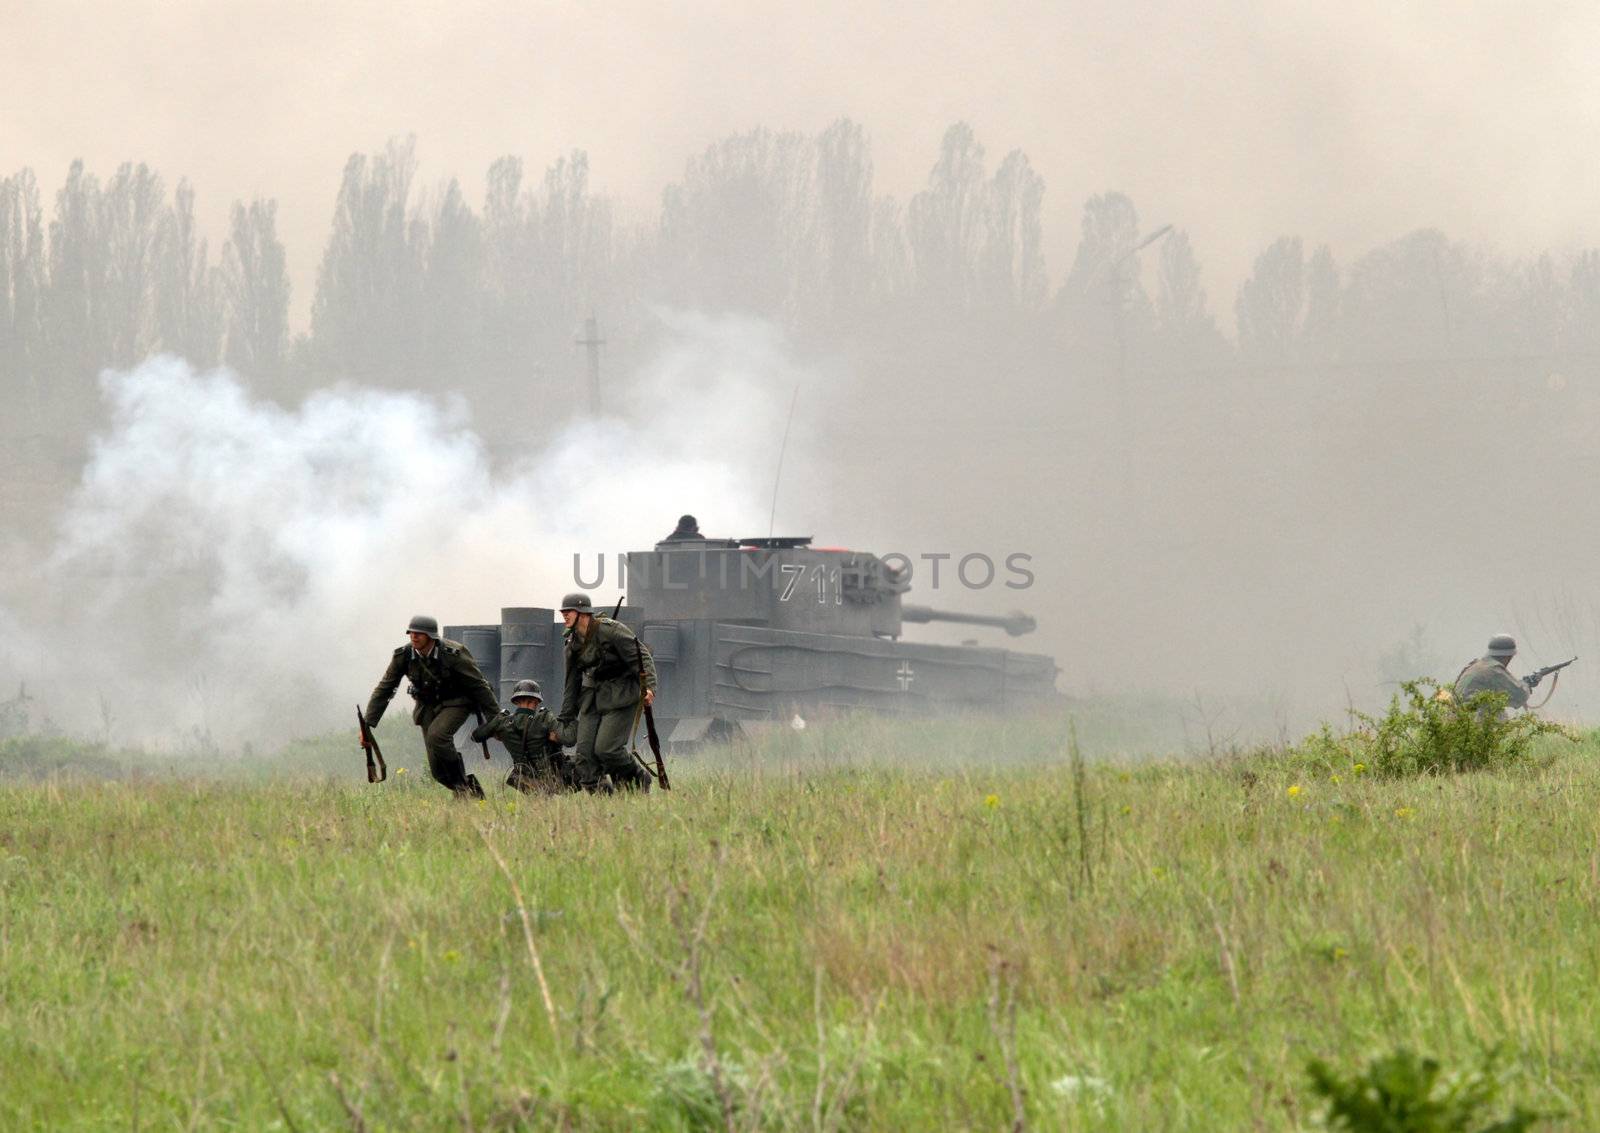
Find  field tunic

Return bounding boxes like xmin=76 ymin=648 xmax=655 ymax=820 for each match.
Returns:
xmin=474 ymin=705 xmax=570 ymax=765
xmin=365 ymin=639 xmax=500 ymax=727
xmin=559 ymin=616 xmax=658 ymax=720
xmin=1453 ymin=658 xmax=1529 ymax=710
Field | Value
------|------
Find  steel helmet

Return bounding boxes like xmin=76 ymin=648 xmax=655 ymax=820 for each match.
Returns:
xmin=510 ymin=679 xmax=542 ymax=702
xmin=406 ymin=614 xmax=440 ymax=638
xmin=559 ymin=592 xmax=593 ymax=613
xmin=1486 ymin=634 xmax=1517 ymax=658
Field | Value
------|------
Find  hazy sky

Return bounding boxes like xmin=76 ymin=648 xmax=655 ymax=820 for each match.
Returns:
xmin=7 ymin=0 xmax=1600 ymax=328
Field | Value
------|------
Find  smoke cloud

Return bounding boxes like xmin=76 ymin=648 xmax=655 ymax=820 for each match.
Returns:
xmin=1 ymin=311 xmax=801 ymax=742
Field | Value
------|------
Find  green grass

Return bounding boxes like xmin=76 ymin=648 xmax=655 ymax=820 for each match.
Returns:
xmin=2 ymin=715 xmax=1598 ymax=1130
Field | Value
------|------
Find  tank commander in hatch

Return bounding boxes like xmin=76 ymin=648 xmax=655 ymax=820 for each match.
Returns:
xmin=364 ymin=615 xmax=499 ymax=799
xmin=661 ymin=514 xmax=706 ymax=543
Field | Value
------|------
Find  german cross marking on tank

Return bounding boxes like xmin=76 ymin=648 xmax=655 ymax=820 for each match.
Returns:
xmin=896 ymin=661 xmax=916 ymax=691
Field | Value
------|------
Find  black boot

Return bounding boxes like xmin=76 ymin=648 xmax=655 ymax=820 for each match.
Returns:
xmin=617 ymin=765 xmax=652 ymax=793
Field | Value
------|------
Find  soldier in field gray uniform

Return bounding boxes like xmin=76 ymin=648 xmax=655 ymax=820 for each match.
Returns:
xmin=1453 ymin=634 xmax=1531 ymax=713
xmin=557 ymin=592 xmax=658 ymax=793
xmin=471 ymin=679 xmax=576 ymax=793
xmin=365 ymin=615 xmax=500 ymax=798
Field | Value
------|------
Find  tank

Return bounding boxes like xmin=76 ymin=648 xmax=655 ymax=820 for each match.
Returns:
xmin=448 ymin=528 xmax=1060 ymax=750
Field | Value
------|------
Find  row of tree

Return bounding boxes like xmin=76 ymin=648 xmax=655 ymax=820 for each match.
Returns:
xmin=1 ymin=164 xmax=288 ymax=424
xmin=5 ymin=120 xmax=1600 ymax=447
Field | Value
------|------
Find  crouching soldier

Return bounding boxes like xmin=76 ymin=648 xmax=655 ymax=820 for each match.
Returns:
xmin=471 ymin=679 xmax=576 ymax=793
xmin=365 ymin=614 xmax=500 ymax=799
xmin=1453 ymin=634 xmax=1531 ymax=715
xmin=557 ymin=592 xmax=657 ymax=792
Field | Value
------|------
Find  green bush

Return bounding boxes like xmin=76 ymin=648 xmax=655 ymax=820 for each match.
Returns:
xmin=1307 ymin=1047 xmax=1542 ymax=1132
xmin=0 ymin=735 xmax=129 ymax=780
xmin=1286 ymin=679 xmax=1572 ymax=778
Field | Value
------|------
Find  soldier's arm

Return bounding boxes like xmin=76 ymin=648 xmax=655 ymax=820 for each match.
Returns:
xmin=540 ymin=708 xmax=573 ymax=747
xmin=471 ymin=711 xmax=509 ymax=744
xmin=637 ymin=639 xmax=657 ymax=696
xmin=364 ymin=648 xmax=407 ymax=725
xmin=558 ymin=649 xmax=581 ymax=725
xmin=1496 ymin=668 xmax=1531 ymax=709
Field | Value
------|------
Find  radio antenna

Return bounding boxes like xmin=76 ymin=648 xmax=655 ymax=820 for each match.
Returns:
xmin=768 ymin=384 xmax=801 ymax=537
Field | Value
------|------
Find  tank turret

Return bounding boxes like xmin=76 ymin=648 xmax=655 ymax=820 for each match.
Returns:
xmin=452 ymin=523 xmax=1060 ymax=751
xmin=624 ymin=537 xmax=912 ymax=639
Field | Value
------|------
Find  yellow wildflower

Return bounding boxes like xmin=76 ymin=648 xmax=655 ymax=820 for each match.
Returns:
xmin=1287 ymin=784 xmax=1302 ymax=798
xmin=396 ymin=767 xmax=407 ymax=776
xmin=1120 ymin=804 xmax=1132 ymax=816
xmin=443 ymin=949 xmax=461 ymax=963
xmin=983 ymin=794 xmax=1000 ymax=809
xmin=1394 ymin=806 xmax=1415 ymax=819
xmin=1330 ymin=774 xmax=1342 ymax=784
xmin=1353 ymin=763 xmax=1367 ymax=775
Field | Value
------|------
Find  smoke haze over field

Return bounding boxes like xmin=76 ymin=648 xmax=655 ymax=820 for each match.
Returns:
xmin=6 ymin=2 xmax=1600 ymax=744
xmin=9 ymin=316 xmax=1600 ymax=741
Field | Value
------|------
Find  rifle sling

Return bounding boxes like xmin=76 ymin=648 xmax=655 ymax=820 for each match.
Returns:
xmin=1527 ymin=670 xmax=1561 ymax=710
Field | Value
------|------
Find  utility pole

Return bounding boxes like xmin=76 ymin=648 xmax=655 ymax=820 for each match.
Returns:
xmin=1107 ymin=257 xmax=1132 ymax=506
xmin=576 ymin=315 xmax=605 ymax=415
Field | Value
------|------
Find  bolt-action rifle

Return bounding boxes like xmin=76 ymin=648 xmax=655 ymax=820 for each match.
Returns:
xmin=1523 ymin=657 xmax=1577 ymax=691
xmin=472 ymin=709 xmax=492 ymax=761
xmin=356 ymin=706 xmax=386 ymax=783
xmin=633 ymin=638 xmax=670 ymax=791
xmin=609 ymin=595 xmax=669 ymax=790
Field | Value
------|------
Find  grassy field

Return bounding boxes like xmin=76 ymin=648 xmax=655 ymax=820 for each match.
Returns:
xmin=2 ymin=713 xmax=1597 ymax=1130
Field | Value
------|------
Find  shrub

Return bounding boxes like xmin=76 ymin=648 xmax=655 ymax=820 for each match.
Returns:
xmin=1286 ymin=680 xmax=1572 ymax=778
xmin=0 ymin=735 xmax=128 ymax=780
xmin=1307 ymin=1047 xmax=1543 ymax=1132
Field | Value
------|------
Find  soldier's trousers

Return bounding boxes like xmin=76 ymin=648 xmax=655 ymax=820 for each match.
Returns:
xmin=506 ymin=759 xmax=575 ymax=795
xmin=417 ymin=703 xmax=473 ymax=793
xmin=572 ymin=691 xmax=649 ymax=791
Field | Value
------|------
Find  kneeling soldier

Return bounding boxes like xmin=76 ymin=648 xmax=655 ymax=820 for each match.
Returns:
xmin=364 ymin=614 xmax=500 ymax=798
xmin=471 ymin=679 xmax=576 ymax=793
xmin=557 ymin=592 xmax=657 ymax=792
xmin=1453 ymin=633 xmax=1531 ymax=716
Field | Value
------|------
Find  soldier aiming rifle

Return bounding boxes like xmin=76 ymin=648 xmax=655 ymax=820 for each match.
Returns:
xmin=1452 ymin=634 xmax=1576 ymax=715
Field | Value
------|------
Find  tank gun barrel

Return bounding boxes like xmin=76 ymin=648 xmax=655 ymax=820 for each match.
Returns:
xmin=900 ymin=605 xmax=1037 ymax=637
